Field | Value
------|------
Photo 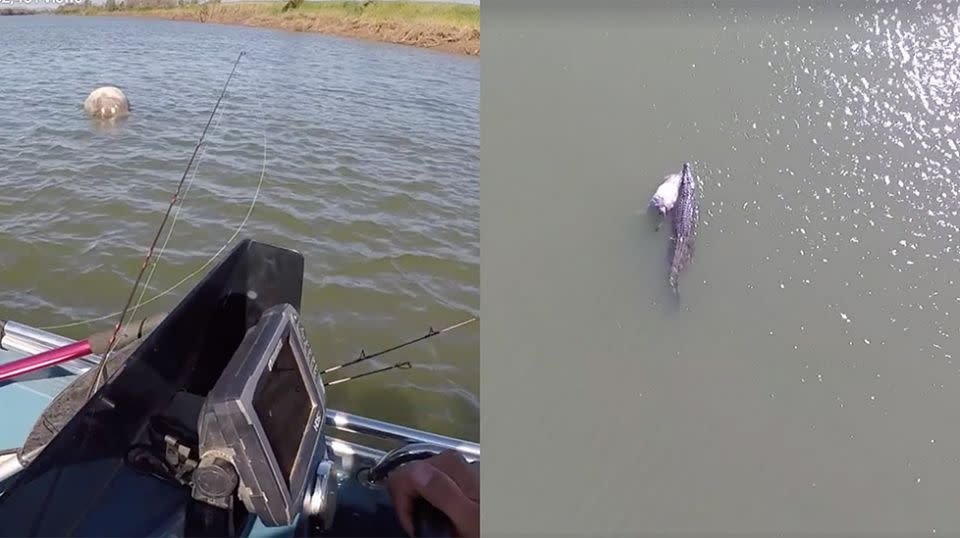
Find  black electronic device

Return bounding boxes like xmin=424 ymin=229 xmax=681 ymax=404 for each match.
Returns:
xmin=192 ymin=303 xmax=326 ymax=527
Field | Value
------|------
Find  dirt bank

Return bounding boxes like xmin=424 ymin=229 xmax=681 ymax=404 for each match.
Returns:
xmin=59 ymin=2 xmax=480 ymax=56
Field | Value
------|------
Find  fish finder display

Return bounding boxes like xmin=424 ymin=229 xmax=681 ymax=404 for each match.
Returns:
xmin=252 ymin=335 xmax=312 ymax=486
xmin=193 ymin=303 xmax=326 ymax=527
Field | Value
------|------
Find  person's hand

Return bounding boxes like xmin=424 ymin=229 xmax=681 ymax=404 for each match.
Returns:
xmin=385 ymin=450 xmax=479 ymax=537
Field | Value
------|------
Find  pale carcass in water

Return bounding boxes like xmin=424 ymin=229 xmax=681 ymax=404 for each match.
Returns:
xmin=649 ymin=172 xmax=682 ymax=230
xmin=84 ymin=86 xmax=130 ymax=121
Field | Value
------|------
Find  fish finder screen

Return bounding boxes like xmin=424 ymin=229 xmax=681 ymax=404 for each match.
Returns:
xmin=252 ymin=334 xmax=312 ymax=487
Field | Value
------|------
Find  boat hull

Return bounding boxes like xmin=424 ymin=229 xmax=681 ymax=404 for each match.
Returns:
xmin=0 ymin=321 xmax=478 ymax=537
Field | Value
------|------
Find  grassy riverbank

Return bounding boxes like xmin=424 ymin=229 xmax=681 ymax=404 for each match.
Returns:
xmin=0 ymin=8 xmax=37 ymax=15
xmin=56 ymin=1 xmax=479 ymax=55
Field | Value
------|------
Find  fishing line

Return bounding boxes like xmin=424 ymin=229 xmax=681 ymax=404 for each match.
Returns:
xmin=129 ymin=82 xmax=234 ymax=324
xmin=86 ymin=51 xmax=247 ymax=398
xmin=130 ymin=58 xmax=268 ymax=323
xmin=41 ymin=51 xmax=464 ymax=334
xmin=41 ymin=57 xmax=268 ymax=332
xmin=323 ymin=361 xmax=412 ymax=387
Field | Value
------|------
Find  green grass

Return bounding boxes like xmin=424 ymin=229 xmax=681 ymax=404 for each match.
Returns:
xmin=58 ymin=1 xmax=479 ymax=30
xmin=292 ymin=1 xmax=479 ymax=28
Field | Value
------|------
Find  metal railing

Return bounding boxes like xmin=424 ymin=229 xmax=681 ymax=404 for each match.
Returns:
xmin=0 ymin=320 xmax=480 ymax=468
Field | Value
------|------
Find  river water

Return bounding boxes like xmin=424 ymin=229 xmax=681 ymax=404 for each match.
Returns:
xmin=486 ymin=1 xmax=960 ymax=534
xmin=0 ymin=15 xmax=478 ymax=441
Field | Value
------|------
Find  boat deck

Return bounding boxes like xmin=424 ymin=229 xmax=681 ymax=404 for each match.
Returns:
xmin=0 ymin=346 xmax=78 ymax=451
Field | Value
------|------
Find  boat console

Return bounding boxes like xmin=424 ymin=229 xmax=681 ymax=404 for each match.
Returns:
xmin=192 ymin=304 xmax=324 ymax=526
xmin=188 ymin=302 xmax=331 ymax=533
xmin=0 ymin=240 xmax=456 ymax=537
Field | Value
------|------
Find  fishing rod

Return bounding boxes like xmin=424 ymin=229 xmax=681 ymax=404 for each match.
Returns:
xmin=324 ymin=361 xmax=412 ymax=387
xmin=87 ymin=51 xmax=247 ymax=399
xmin=0 ymin=312 xmax=166 ymax=383
xmin=320 ymin=317 xmax=478 ymax=386
xmin=319 ymin=317 xmax=476 ymax=375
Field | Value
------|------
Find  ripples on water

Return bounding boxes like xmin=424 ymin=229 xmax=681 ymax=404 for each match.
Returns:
xmin=566 ymin=1 xmax=960 ymax=519
xmin=743 ymin=3 xmax=958 ymax=361
xmin=685 ymin=0 xmax=960 ymax=499
xmin=660 ymin=6 xmax=959 ymax=350
xmin=0 ymin=16 xmax=478 ymax=440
